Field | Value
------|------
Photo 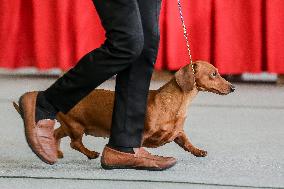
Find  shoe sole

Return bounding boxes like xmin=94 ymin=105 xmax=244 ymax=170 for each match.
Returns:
xmin=16 ymin=94 xmax=56 ymax=165
xmin=101 ymin=161 xmax=176 ymax=171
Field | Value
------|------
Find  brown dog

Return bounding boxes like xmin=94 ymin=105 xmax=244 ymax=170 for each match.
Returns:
xmin=13 ymin=61 xmax=234 ymax=160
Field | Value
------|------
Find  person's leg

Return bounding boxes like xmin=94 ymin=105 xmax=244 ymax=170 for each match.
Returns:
xmin=108 ymin=0 xmax=163 ymax=149
xmin=18 ymin=0 xmax=144 ymax=165
xmin=22 ymin=0 xmax=176 ymax=170
xmin=42 ymin=0 xmax=144 ymax=115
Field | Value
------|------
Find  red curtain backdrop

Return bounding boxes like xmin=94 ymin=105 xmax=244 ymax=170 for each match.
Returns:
xmin=1 ymin=0 xmax=284 ymax=74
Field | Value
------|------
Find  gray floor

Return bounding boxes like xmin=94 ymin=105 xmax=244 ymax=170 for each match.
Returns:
xmin=0 ymin=75 xmax=284 ymax=189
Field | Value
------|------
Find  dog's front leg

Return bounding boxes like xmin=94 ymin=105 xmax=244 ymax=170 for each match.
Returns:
xmin=174 ymin=132 xmax=207 ymax=157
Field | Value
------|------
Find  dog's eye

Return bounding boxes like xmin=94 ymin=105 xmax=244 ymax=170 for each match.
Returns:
xmin=211 ymin=72 xmax=217 ymax=78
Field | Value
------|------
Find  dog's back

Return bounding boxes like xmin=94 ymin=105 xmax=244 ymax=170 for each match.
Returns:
xmin=57 ymin=89 xmax=113 ymax=137
xmin=57 ymin=88 xmax=158 ymax=138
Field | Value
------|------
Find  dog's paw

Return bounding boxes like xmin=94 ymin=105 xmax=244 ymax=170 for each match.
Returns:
xmin=57 ymin=150 xmax=64 ymax=159
xmin=192 ymin=149 xmax=207 ymax=157
xmin=87 ymin=151 xmax=100 ymax=160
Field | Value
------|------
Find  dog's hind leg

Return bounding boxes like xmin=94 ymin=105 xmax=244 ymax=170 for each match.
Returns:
xmin=69 ymin=130 xmax=100 ymax=160
xmin=54 ymin=127 xmax=67 ymax=159
xmin=174 ymin=132 xmax=207 ymax=157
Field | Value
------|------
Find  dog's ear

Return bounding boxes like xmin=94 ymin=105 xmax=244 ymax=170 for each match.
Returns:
xmin=174 ymin=64 xmax=195 ymax=92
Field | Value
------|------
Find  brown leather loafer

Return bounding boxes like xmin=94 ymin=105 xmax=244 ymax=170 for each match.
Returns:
xmin=18 ymin=91 xmax=58 ymax=165
xmin=101 ymin=146 xmax=176 ymax=171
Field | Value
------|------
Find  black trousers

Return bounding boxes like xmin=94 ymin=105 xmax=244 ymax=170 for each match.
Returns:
xmin=44 ymin=0 xmax=163 ymax=147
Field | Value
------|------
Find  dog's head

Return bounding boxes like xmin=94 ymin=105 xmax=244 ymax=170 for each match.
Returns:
xmin=174 ymin=60 xmax=235 ymax=95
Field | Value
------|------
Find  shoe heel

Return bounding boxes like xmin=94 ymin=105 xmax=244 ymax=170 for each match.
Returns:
xmin=13 ymin=101 xmax=21 ymax=114
xmin=17 ymin=95 xmax=25 ymax=119
xmin=101 ymin=162 xmax=114 ymax=170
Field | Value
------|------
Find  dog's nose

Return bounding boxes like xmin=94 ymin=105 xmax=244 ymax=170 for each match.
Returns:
xmin=230 ymin=85 xmax=236 ymax=92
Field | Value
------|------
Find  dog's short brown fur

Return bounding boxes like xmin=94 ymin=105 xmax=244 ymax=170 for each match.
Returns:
xmin=13 ymin=61 xmax=234 ymax=160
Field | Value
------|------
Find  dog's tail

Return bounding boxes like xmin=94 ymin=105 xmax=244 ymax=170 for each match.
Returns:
xmin=12 ymin=101 xmax=21 ymax=115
